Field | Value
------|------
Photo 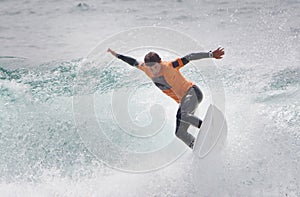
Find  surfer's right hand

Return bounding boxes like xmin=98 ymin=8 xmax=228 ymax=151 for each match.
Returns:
xmin=107 ymin=48 xmax=117 ymax=57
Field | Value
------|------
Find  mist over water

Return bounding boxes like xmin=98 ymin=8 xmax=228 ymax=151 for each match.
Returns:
xmin=0 ymin=0 xmax=299 ymax=196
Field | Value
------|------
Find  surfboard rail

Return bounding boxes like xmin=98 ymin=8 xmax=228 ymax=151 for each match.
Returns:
xmin=193 ymin=104 xmax=227 ymax=158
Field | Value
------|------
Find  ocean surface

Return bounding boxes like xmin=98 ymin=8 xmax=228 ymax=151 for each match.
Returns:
xmin=0 ymin=0 xmax=299 ymax=196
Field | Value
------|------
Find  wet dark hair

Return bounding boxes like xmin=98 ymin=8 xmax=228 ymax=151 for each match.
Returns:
xmin=144 ymin=52 xmax=161 ymax=67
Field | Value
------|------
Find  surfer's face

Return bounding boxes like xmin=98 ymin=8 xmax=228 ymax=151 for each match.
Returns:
xmin=149 ymin=63 xmax=162 ymax=75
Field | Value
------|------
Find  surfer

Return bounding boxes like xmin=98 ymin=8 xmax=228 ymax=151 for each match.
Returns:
xmin=107 ymin=47 xmax=224 ymax=149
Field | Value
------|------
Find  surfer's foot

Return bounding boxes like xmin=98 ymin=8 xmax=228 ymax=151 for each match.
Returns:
xmin=197 ymin=120 xmax=202 ymax=128
xmin=189 ymin=139 xmax=195 ymax=149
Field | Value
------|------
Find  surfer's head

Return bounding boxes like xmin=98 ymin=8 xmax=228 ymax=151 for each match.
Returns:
xmin=144 ymin=52 xmax=161 ymax=67
xmin=144 ymin=52 xmax=162 ymax=75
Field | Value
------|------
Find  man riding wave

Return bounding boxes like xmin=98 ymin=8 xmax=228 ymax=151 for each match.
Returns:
xmin=107 ymin=47 xmax=224 ymax=149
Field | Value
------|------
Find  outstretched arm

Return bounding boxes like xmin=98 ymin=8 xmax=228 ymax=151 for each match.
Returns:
xmin=183 ymin=47 xmax=224 ymax=62
xmin=171 ymin=47 xmax=225 ymax=69
xmin=107 ymin=48 xmax=139 ymax=67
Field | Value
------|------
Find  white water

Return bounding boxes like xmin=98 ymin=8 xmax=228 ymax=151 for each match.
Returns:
xmin=0 ymin=0 xmax=299 ymax=196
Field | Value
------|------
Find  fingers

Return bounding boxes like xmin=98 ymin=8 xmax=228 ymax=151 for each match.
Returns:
xmin=217 ymin=47 xmax=225 ymax=56
xmin=220 ymin=48 xmax=225 ymax=54
xmin=214 ymin=47 xmax=224 ymax=53
xmin=107 ymin=48 xmax=117 ymax=57
xmin=212 ymin=47 xmax=224 ymax=59
xmin=218 ymin=47 xmax=224 ymax=53
xmin=220 ymin=48 xmax=224 ymax=56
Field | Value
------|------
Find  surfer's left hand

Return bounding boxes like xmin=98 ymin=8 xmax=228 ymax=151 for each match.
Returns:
xmin=212 ymin=47 xmax=225 ymax=59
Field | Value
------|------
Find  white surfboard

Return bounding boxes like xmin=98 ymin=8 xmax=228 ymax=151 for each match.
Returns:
xmin=193 ymin=104 xmax=227 ymax=158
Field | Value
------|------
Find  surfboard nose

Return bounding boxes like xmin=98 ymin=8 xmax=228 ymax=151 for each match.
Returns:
xmin=193 ymin=104 xmax=227 ymax=159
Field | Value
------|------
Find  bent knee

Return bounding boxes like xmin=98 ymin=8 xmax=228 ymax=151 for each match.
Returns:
xmin=177 ymin=112 xmax=191 ymax=120
xmin=196 ymin=90 xmax=203 ymax=103
xmin=193 ymin=85 xmax=203 ymax=103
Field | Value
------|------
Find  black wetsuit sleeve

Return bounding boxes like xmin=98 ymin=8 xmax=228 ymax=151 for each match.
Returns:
xmin=177 ymin=52 xmax=211 ymax=67
xmin=171 ymin=57 xmax=190 ymax=69
xmin=116 ymin=54 xmax=139 ymax=67
xmin=183 ymin=52 xmax=211 ymax=61
xmin=181 ymin=57 xmax=190 ymax=65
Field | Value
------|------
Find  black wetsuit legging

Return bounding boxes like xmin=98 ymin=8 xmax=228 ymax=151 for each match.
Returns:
xmin=175 ymin=85 xmax=203 ymax=148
